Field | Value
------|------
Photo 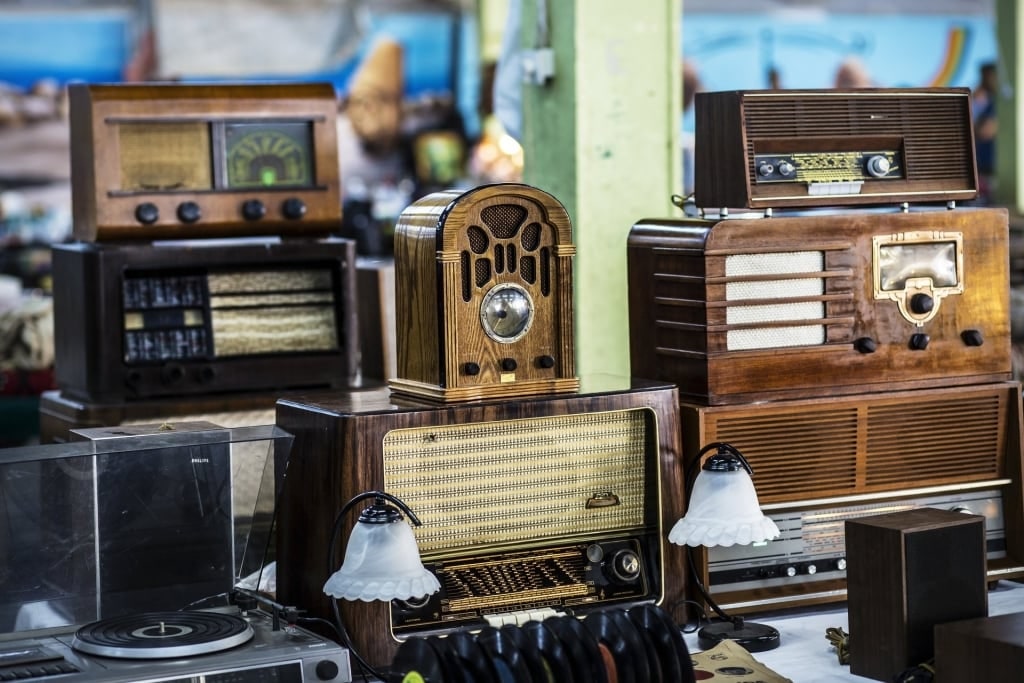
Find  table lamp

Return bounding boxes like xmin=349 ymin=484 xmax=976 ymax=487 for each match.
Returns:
xmin=669 ymin=441 xmax=782 ymax=652
xmin=323 ymin=490 xmax=440 ymax=677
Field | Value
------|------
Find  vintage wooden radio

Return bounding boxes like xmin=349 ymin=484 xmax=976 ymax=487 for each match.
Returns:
xmin=274 ymin=377 xmax=685 ymax=668
xmin=694 ymin=88 xmax=978 ymax=210
xmin=388 ymin=183 xmax=578 ymax=402
xmin=627 ymin=207 xmax=1011 ymax=405
xmin=52 ymin=238 xmax=359 ymax=402
xmin=679 ymin=381 xmax=1024 ymax=613
xmin=68 ymin=82 xmax=341 ymax=242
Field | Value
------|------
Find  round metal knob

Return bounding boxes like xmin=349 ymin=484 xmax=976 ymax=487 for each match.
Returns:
xmin=778 ymin=161 xmax=796 ymax=177
xmin=784 ymin=565 xmax=798 ymax=578
xmin=806 ymin=564 xmax=817 ymax=575
xmin=866 ymin=155 xmax=891 ymax=178
xmin=758 ymin=162 xmax=775 ymax=177
xmin=835 ymin=558 xmax=847 ymax=571
xmin=606 ymin=549 xmax=642 ymax=584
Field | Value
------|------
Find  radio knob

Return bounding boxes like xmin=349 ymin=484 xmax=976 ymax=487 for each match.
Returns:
xmin=135 ymin=202 xmax=159 ymax=225
xmin=282 ymin=197 xmax=307 ymax=220
xmin=854 ymin=337 xmax=877 ymax=354
xmin=197 ymin=366 xmax=215 ymax=383
xmin=778 ymin=160 xmax=796 ymax=177
xmin=806 ymin=564 xmax=817 ymax=575
xmin=606 ymin=549 xmax=642 ymax=584
xmin=176 ymin=201 xmax=201 ymax=223
xmin=866 ymin=155 xmax=891 ymax=178
xmin=501 ymin=358 xmax=518 ymax=372
xmin=241 ymin=199 xmax=267 ymax=221
xmin=464 ymin=362 xmax=481 ymax=376
xmin=758 ymin=161 xmax=775 ymax=177
xmin=962 ymin=329 xmax=984 ymax=347
xmin=315 ymin=659 xmax=340 ymax=680
xmin=835 ymin=558 xmax=847 ymax=571
xmin=160 ymin=364 xmax=185 ymax=385
xmin=909 ymin=332 xmax=930 ymax=350
xmin=784 ymin=565 xmax=798 ymax=578
xmin=537 ymin=355 xmax=555 ymax=369
xmin=910 ymin=293 xmax=934 ymax=315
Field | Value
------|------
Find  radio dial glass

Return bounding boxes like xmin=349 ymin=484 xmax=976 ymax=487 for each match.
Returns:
xmin=225 ymin=122 xmax=314 ymax=189
xmin=480 ymin=283 xmax=534 ymax=343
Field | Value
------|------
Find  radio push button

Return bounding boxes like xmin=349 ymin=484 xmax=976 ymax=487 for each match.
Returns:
xmin=177 ymin=201 xmax=201 ymax=224
xmin=135 ymin=202 xmax=159 ymax=225
xmin=282 ymin=197 xmax=307 ymax=220
xmin=241 ymin=199 xmax=267 ymax=221
xmin=909 ymin=333 xmax=930 ymax=350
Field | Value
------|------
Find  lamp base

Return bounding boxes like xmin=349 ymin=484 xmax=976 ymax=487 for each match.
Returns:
xmin=698 ymin=618 xmax=781 ymax=653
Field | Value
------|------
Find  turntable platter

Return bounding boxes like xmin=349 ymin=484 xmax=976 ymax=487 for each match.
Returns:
xmin=71 ymin=611 xmax=254 ymax=659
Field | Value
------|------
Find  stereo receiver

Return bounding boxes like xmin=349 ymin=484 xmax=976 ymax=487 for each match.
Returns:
xmin=68 ymin=82 xmax=341 ymax=242
xmin=52 ymin=238 xmax=359 ymax=402
xmin=274 ymin=377 xmax=684 ymax=668
xmin=694 ymin=88 xmax=978 ymax=210
xmin=678 ymin=382 xmax=1024 ymax=612
xmin=627 ymin=207 xmax=1011 ymax=405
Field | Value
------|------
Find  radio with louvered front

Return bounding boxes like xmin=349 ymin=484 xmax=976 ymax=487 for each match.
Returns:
xmin=694 ymin=88 xmax=978 ymax=210
xmin=627 ymin=207 xmax=1011 ymax=405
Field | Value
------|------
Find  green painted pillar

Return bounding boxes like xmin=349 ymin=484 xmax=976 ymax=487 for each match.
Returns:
xmin=520 ymin=0 xmax=681 ymax=378
xmin=994 ymin=0 xmax=1020 ymax=210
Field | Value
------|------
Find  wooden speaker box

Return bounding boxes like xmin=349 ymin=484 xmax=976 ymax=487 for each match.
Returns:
xmin=846 ymin=508 xmax=988 ymax=681
xmin=694 ymin=88 xmax=978 ymax=210
xmin=388 ymin=183 xmax=578 ymax=403
xmin=68 ymin=82 xmax=342 ymax=242
xmin=52 ymin=239 xmax=359 ymax=402
xmin=627 ymin=207 xmax=1011 ymax=405
xmin=678 ymin=382 xmax=1024 ymax=613
xmin=934 ymin=612 xmax=1024 ymax=682
xmin=274 ymin=377 xmax=684 ymax=669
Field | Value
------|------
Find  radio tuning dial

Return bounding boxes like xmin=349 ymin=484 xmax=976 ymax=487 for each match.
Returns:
xmin=242 ymin=199 xmax=267 ymax=221
xmin=176 ymin=201 xmax=201 ymax=224
xmin=282 ymin=197 xmax=307 ymax=220
xmin=135 ymin=202 xmax=159 ymax=225
xmin=777 ymin=160 xmax=796 ymax=177
xmin=866 ymin=155 xmax=891 ymax=178
xmin=758 ymin=162 xmax=775 ymax=177
xmin=910 ymin=293 xmax=934 ymax=315
xmin=606 ymin=549 xmax=642 ymax=584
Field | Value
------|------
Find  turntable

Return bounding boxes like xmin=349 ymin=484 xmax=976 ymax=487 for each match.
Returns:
xmin=0 ymin=607 xmax=352 ymax=681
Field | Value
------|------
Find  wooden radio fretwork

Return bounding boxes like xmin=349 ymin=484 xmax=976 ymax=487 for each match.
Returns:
xmin=68 ymin=83 xmax=341 ymax=242
xmin=390 ymin=184 xmax=578 ymax=402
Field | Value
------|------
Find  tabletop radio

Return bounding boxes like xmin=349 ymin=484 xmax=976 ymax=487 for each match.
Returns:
xmin=52 ymin=238 xmax=359 ymax=402
xmin=388 ymin=183 xmax=578 ymax=403
xmin=694 ymin=88 xmax=977 ymax=210
xmin=627 ymin=206 xmax=1011 ymax=405
xmin=274 ymin=376 xmax=684 ymax=668
xmin=68 ymin=82 xmax=341 ymax=242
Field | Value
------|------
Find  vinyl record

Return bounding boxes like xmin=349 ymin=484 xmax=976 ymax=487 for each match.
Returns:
xmin=629 ymin=604 xmax=696 ymax=683
xmin=500 ymin=623 xmax=554 ymax=683
xmin=475 ymin=626 xmax=534 ymax=683
xmin=583 ymin=609 xmax=650 ymax=683
xmin=610 ymin=608 xmax=661 ymax=683
xmin=545 ymin=615 xmax=609 ymax=683
xmin=390 ymin=635 xmax=448 ymax=683
xmin=521 ymin=620 xmax=577 ymax=683
xmin=442 ymin=631 xmax=498 ymax=683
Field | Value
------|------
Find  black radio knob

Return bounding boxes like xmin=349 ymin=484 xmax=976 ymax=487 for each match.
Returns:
xmin=176 ymin=201 xmax=201 ymax=223
xmin=605 ymin=549 xmax=642 ymax=584
xmin=537 ymin=354 xmax=555 ymax=369
xmin=910 ymin=293 xmax=934 ymax=315
xmin=315 ymin=659 xmax=340 ymax=681
xmin=241 ymin=199 xmax=267 ymax=221
xmin=135 ymin=202 xmax=159 ymax=225
xmin=501 ymin=358 xmax=518 ymax=372
xmin=909 ymin=332 xmax=930 ymax=350
xmin=160 ymin=364 xmax=185 ymax=385
xmin=464 ymin=362 xmax=481 ymax=376
xmin=197 ymin=366 xmax=215 ymax=384
xmin=854 ymin=337 xmax=877 ymax=354
xmin=282 ymin=197 xmax=307 ymax=220
xmin=962 ymin=329 xmax=984 ymax=347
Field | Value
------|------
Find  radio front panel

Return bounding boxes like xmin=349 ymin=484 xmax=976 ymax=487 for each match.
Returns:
xmin=694 ymin=88 xmax=978 ymax=210
xmin=274 ymin=379 xmax=683 ymax=668
xmin=52 ymin=239 xmax=359 ymax=402
xmin=679 ymin=382 xmax=1024 ymax=612
xmin=68 ymin=83 xmax=342 ymax=242
xmin=627 ymin=207 xmax=1010 ymax=405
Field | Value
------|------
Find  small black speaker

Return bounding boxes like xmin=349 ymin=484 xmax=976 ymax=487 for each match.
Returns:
xmin=846 ymin=507 xmax=988 ymax=681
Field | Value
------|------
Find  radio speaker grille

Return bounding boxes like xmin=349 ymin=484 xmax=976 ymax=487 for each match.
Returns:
xmin=383 ymin=409 xmax=652 ymax=557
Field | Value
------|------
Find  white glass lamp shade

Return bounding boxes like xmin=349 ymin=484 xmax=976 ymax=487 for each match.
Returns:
xmin=323 ymin=518 xmax=441 ymax=602
xmin=669 ymin=467 xmax=780 ymax=547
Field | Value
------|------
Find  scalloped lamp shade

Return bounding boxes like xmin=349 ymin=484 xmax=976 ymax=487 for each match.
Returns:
xmin=669 ymin=467 xmax=781 ymax=547
xmin=323 ymin=518 xmax=440 ymax=602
